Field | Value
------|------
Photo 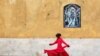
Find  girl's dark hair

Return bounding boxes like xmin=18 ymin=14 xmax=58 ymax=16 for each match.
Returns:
xmin=56 ymin=33 xmax=61 ymax=38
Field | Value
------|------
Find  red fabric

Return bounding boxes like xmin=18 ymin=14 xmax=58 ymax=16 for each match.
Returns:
xmin=44 ymin=37 xmax=70 ymax=56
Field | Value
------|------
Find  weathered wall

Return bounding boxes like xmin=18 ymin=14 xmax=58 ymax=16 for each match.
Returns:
xmin=0 ymin=0 xmax=100 ymax=38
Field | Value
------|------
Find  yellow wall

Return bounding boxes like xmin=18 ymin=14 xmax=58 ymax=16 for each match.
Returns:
xmin=0 ymin=0 xmax=100 ymax=38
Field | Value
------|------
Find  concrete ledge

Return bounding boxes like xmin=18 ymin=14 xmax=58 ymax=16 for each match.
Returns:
xmin=0 ymin=38 xmax=99 ymax=56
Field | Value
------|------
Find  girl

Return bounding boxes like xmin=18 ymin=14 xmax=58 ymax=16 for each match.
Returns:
xmin=44 ymin=33 xmax=70 ymax=56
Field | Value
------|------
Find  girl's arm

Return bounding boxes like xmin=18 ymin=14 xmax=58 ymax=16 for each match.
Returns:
xmin=62 ymin=39 xmax=70 ymax=48
xmin=49 ymin=39 xmax=57 ymax=46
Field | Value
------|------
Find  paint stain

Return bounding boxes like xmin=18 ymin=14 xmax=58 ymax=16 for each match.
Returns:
xmin=59 ymin=0 xmax=62 ymax=5
xmin=82 ymin=0 xmax=85 ymax=4
xmin=46 ymin=13 xmax=51 ymax=20
xmin=47 ymin=13 xmax=50 ymax=16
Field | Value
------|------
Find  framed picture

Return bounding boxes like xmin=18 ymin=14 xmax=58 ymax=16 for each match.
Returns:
xmin=64 ymin=4 xmax=81 ymax=28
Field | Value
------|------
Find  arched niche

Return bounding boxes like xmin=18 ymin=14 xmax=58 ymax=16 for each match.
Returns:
xmin=64 ymin=4 xmax=81 ymax=28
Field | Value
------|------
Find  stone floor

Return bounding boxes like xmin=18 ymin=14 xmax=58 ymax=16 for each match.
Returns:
xmin=0 ymin=38 xmax=100 ymax=56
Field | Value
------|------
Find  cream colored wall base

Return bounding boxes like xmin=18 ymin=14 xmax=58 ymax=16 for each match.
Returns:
xmin=0 ymin=38 xmax=99 ymax=56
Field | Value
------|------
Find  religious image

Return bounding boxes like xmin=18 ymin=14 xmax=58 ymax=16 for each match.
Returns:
xmin=64 ymin=4 xmax=81 ymax=28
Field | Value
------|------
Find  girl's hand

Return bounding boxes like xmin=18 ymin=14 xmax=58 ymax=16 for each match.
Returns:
xmin=67 ymin=45 xmax=70 ymax=47
xmin=63 ymin=45 xmax=70 ymax=48
xmin=49 ymin=43 xmax=52 ymax=46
